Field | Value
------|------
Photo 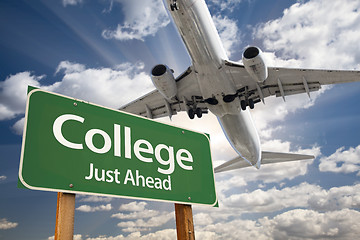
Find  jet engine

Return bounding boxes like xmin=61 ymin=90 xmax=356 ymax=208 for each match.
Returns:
xmin=242 ymin=46 xmax=268 ymax=82
xmin=151 ymin=64 xmax=177 ymax=100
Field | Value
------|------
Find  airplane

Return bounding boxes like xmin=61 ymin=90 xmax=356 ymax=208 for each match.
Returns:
xmin=120 ymin=0 xmax=360 ymax=173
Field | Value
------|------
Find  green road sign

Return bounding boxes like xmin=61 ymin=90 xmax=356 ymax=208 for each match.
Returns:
xmin=19 ymin=88 xmax=217 ymax=206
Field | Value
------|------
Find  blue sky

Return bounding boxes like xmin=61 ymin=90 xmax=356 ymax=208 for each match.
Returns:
xmin=1 ymin=0 xmax=360 ymax=239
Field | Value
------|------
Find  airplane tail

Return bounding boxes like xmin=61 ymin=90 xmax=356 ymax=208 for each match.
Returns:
xmin=214 ymin=151 xmax=314 ymax=173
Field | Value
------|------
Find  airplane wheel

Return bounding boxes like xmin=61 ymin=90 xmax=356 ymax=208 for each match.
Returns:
xmin=170 ymin=3 xmax=178 ymax=11
xmin=196 ymin=108 xmax=202 ymax=118
xmin=188 ymin=109 xmax=195 ymax=119
xmin=249 ymin=99 xmax=254 ymax=109
xmin=240 ymin=100 xmax=247 ymax=111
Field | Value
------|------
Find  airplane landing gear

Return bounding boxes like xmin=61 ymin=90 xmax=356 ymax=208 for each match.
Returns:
xmin=184 ymin=96 xmax=206 ymax=119
xmin=187 ymin=108 xmax=203 ymax=119
xmin=241 ymin=99 xmax=255 ymax=110
xmin=170 ymin=0 xmax=179 ymax=11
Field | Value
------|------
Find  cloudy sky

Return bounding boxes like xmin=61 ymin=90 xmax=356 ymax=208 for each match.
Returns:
xmin=1 ymin=0 xmax=360 ymax=239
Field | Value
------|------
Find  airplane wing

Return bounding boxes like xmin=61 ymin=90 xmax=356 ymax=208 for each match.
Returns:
xmin=119 ymin=67 xmax=206 ymax=119
xmin=120 ymin=61 xmax=360 ymax=118
xmin=223 ymin=60 xmax=360 ymax=105
xmin=214 ymin=151 xmax=314 ymax=173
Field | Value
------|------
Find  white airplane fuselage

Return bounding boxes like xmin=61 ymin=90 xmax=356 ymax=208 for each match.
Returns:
xmin=165 ymin=0 xmax=261 ymax=167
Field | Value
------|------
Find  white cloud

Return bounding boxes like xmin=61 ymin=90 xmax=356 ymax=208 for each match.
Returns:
xmin=263 ymin=209 xmax=360 ymax=240
xmin=222 ymin=182 xmax=360 ymax=213
xmin=55 ymin=61 xmax=86 ymax=74
xmin=48 ymin=234 xmax=82 ymax=240
xmin=52 ymin=183 xmax=360 ymax=239
xmin=54 ymin=207 xmax=360 ymax=239
xmin=117 ymin=212 xmax=174 ymax=232
xmin=76 ymin=203 xmax=112 ymax=212
xmin=193 ymin=212 xmax=214 ymax=226
xmin=0 ymin=218 xmax=18 ymax=230
xmin=197 ymin=208 xmax=360 ymax=240
xmin=0 ymin=72 xmax=42 ymax=120
xmin=112 ymin=209 xmax=158 ymax=220
xmin=212 ymin=15 xmax=240 ymax=57
xmin=0 ymin=61 xmax=153 ymax=135
xmin=130 ymin=229 xmax=176 ymax=240
xmin=118 ymin=201 xmax=147 ymax=212
xmin=100 ymin=208 xmax=360 ymax=240
xmin=11 ymin=117 xmax=25 ymax=135
xmin=112 ymin=201 xmax=174 ymax=234
xmin=0 ymin=175 xmax=6 ymax=182
xmin=319 ymin=145 xmax=360 ymax=175
xmin=225 ymin=184 xmax=310 ymax=212
xmin=307 ymin=184 xmax=360 ymax=211
xmin=84 ymin=229 xmax=176 ymax=240
xmin=261 ymin=51 xmax=303 ymax=68
xmin=194 ymin=182 xmax=360 ymax=239
xmin=196 ymin=182 xmax=360 ymax=229
xmin=255 ymin=0 xmax=360 ymax=70
xmin=102 ymin=0 xmax=170 ymax=41
xmin=197 ymin=218 xmax=269 ymax=240
xmin=78 ymin=195 xmax=113 ymax=203
xmin=209 ymin=0 xmax=243 ymax=12
xmin=46 ymin=61 xmax=153 ymax=109
xmin=62 ymin=0 xmax=83 ymax=7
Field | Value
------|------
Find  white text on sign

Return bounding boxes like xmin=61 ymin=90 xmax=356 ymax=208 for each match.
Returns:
xmin=52 ymin=114 xmax=194 ymax=175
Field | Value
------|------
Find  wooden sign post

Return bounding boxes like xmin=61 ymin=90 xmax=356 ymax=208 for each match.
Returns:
xmin=175 ymin=203 xmax=195 ymax=240
xmin=55 ymin=192 xmax=76 ymax=240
